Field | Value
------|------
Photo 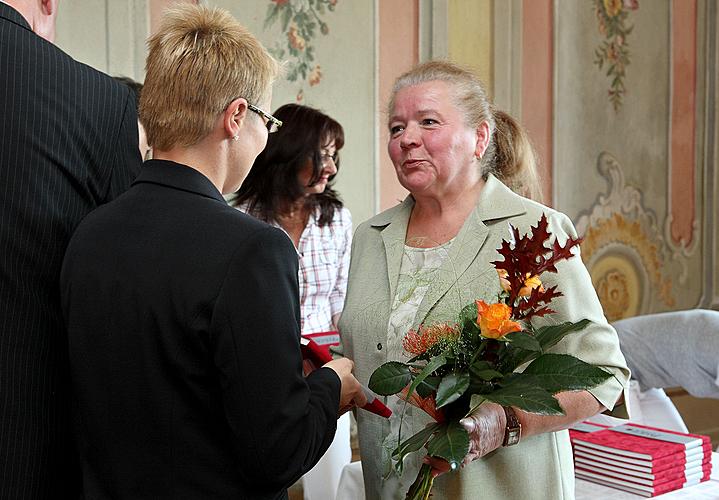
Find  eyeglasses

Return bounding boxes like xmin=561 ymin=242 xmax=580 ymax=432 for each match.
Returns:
xmin=247 ymin=103 xmax=283 ymax=133
xmin=320 ymin=151 xmax=338 ymax=165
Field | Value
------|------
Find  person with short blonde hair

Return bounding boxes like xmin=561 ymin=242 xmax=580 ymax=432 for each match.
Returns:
xmin=61 ymin=5 xmax=366 ymax=499
xmin=140 ymin=4 xmax=278 ymax=151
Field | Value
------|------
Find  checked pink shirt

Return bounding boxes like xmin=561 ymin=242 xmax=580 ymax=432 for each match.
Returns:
xmin=238 ymin=204 xmax=352 ymax=335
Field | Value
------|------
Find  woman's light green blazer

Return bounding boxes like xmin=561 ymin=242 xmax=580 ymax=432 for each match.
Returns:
xmin=339 ymin=174 xmax=630 ymax=500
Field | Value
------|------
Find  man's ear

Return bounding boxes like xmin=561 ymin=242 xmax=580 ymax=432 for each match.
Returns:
xmin=224 ymin=98 xmax=248 ymax=141
xmin=40 ymin=0 xmax=57 ymax=16
xmin=36 ymin=0 xmax=59 ymax=43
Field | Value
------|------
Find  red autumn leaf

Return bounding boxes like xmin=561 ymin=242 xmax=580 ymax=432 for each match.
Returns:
xmin=513 ymin=285 xmax=563 ymax=321
xmin=491 ymin=214 xmax=581 ymax=318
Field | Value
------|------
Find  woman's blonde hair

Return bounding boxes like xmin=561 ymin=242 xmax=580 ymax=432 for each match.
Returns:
xmin=389 ymin=60 xmax=542 ymax=202
xmin=140 ymin=4 xmax=278 ymax=150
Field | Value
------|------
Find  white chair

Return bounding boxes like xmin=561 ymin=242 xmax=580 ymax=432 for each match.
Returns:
xmin=613 ymin=309 xmax=719 ymax=400
xmin=604 ymin=310 xmax=719 ymax=438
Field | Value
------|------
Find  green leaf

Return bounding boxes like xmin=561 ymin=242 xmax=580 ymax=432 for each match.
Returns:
xmin=496 ymin=345 xmax=541 ymax=374
xmin=504 ymin=331 xmax=541 ymax=351
xmin=392 ymin=422 xmax=442 ymax=473
xmin=469 ymin=394 xmax=486 ymax=409
xmin=467 ymin=378 xmax=493 ymax=395
xmin=426 ymin=421 xmax=470 ymax=469
xmin=264 ymin=4 xmax=280 ymax=29
xmin=481 ymin=382 xmax=564 ymax=415
xmin=435 ymin=373 xmax=470 ymax=408
xmin=459 ymin=301 xmax=478 ymax=325
xmin=415 ymin=376 xmax=441 ymax=398
xmin=469 ymin=360 xmax=503 ymax=382
xmin=406 ymin=355 xmax=447 ymax=400
xmin=535 ymin=320 xmax=591 ymax=352
xmin=523 ymin=353 xmax=613 ymax=393
xmin=368 ymin=361 xmax=411 ymax=396
xmin=280 ymin=7 xmax=293 ymax=32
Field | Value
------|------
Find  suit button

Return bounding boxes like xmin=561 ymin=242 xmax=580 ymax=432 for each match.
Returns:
xmin=377 ymin=343 xmax=383 ymax=351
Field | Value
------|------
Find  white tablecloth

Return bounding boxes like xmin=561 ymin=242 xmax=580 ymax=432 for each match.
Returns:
xmin=337 ymin=453 xmax=719 ymax=499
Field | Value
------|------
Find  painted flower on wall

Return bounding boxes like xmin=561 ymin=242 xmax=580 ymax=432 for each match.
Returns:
xmin=264 ymin=0 xmax=338 ymax=101
xmin=308 ymin=65 xmax=322 ymax=86
xmin=603 ymin=0 xmax=623 ymax=17
xmin=592 ymin=0 xmax=639 ymax=111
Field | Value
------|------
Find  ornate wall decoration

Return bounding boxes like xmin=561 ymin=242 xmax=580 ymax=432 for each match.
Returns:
xmin=591 ymin=0 xmax=639 ymax=110
xmin=575 ymin=153 xmax=678 ymax=321
xmin=264 ymin=0 xmax=338 ymax=101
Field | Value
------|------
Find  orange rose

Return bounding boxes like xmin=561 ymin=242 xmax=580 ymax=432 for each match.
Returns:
xmin=475 ymin=300 xmax=521 ymax=339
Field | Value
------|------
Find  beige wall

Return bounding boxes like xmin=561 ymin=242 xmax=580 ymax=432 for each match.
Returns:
xmin=52 ymin=1 xmax=719 ymax=313
xmin=55 ymin=0 xmax=149 ymax=80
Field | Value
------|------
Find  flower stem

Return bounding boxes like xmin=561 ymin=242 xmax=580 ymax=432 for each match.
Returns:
xmin=405 ymin=463 xmax=435 ymax=500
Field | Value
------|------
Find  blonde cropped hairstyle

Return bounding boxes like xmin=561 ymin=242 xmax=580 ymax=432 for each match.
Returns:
xmin=140 ymin=4 xmax=279 ymax=150
xmin=389 ymin=60 xmax=542 ymax=202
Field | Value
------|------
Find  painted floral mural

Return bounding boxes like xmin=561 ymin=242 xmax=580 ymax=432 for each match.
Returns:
xmin=592 ymin=0 xmax=639 ymax=110
xmin=264 ymin=0 xmax=338 ymax=101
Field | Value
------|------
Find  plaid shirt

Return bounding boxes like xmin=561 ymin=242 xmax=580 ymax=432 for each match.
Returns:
xmin=238 ymin=204 xmax=352 ymax=335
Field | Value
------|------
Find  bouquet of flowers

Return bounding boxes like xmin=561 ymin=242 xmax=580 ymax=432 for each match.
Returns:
xmin=368 ymin=214 xmax=614 ymax=499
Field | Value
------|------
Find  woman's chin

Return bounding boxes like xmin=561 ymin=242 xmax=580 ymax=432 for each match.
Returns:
xmin=305 ymin=184 xmax=327 ymax=195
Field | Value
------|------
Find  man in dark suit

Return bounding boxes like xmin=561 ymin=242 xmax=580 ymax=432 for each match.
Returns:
xmin=0 ymin=1 xmax=142 ymax=498
xmin=60 ymin=5 xmax=365 ymax=499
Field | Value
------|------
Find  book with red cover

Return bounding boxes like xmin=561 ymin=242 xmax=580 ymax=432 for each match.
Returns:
xmin=571 ymin=422 xmax=713 ymax=497
xmin=573 ymin=446 xmax=711 ymax=474
xmin=568 ymin=421 xmax=609 ymax=443
xmin=300 ymin=335 xmax=392 ymax=418
xmin=575 ymin=469 xmax=709 ymax=497
xmin=571 ymin=423 xmax=713 ymax=462
xmin=574 ymin=459 xmax=712 ymax=485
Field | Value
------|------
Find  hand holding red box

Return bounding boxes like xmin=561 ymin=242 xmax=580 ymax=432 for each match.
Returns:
xmin=300 ymin=335 xmax=391 ymax=418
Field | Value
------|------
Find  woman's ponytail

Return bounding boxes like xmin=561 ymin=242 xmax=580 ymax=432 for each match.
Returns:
xmin=489 ymin=108 xmax=543 ymax=203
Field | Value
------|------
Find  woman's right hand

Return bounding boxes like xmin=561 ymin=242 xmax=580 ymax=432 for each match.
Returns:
xmin=323 ymin=358 xmax=368 ymax=415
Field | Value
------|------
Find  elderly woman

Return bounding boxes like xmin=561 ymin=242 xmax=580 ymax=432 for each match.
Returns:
xmin=339 ymin=61 xmax=630 ymax=499
xmin=60 ymin=5 xmax=365 ymax=498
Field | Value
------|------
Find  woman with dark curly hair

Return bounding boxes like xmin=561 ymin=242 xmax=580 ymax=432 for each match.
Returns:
xmin=233 ymin=103 xmax=353 ymax=500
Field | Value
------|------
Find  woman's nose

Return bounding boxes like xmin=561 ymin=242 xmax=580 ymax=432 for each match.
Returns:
xmin=325 ymin=158 xmax=337 ymax=175
xmin=322 ymin=155 xmax=337 ymax=175
xmin=400 ymin=123 xmax=420 ymax=149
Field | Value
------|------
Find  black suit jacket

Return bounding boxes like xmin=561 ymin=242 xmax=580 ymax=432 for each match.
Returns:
xmin=0 ymin=5 xmax=141 ymax=499
xmin=60 ymin=160 xmax=341 ymax=499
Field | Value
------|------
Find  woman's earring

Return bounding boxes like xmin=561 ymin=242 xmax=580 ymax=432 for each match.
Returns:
xmin=232 ymin=135 xmax=239 ymax=141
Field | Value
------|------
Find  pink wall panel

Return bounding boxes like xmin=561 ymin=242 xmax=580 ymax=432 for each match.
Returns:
xmin=378 ymin=0 xmax=419 ymax=210
xmin=521 ymin=0 xmax=553 ymax=205
xmin=669 ymin=0 xmax=697 ymax=246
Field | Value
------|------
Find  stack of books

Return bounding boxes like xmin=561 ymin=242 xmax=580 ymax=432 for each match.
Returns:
xmin=570 ymin=422 xmax=713 ymax=497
